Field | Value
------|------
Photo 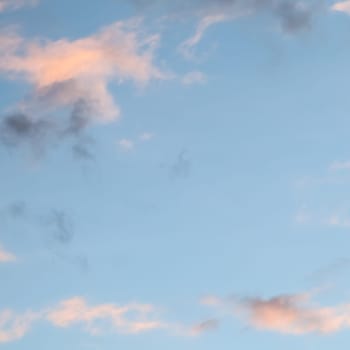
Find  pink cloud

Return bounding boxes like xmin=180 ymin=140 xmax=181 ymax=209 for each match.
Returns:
xmin=0 ymin=20 xmax=167 ymax=153
xmin=46 ymin=297 xmax=166 ymax=335
xmin=0 ymin=310 xmax=38 ymax=343
xmin=0 ymin=244 xmax=16 ymax=263
xmin=205 ymin=292 xmax=350 ymax=335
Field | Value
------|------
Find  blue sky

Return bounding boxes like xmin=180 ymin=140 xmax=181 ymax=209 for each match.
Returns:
xmin=2 ymin=0 xmax=350 ymax=348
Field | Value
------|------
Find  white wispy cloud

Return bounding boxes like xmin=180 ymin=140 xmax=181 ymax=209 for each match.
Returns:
xmin=118 ymin=132 xmax=155 ymax=151
xmin=178 ymin=0 xmax=318 ymax=59
xmin=181 ymin=71 xmax=207 ymax=85
xmin=179 ymin=13 xmax=233 ymax=59
xmin=139 ymin=132 xmax=154 ymax=141
xmin=118 ymin=139 xmax=135 ymax=151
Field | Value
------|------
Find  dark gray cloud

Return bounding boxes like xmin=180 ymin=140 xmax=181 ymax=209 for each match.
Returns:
xmin=0 ymin=109 xmax=95 ymax=159
xmin=0 ymin=80 xmax=99 ymax=158
xmin=0 ymin=113 xmax=55 ymax=152
xmin=273 ymin=1 xmax=314 ymax=33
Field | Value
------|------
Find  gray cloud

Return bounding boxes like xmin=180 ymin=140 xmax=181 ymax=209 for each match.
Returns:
xmin=308 ymin=258 xmax=350 ymax=284
xmin=0 ymin=109 xmax=95 ymax=160
xmin=191 ymin=318 xmax=219 ymax=335
xmin=129 ymin=0 xmax=323 ymax=34
xmin=0 ymin=113 xmax=55 ymax=153
xmin=1 ymin=201 xmax=88 ymax=271
xmin=170 ymin=150 xmax=191 ymax=179
xmin=7 ymin=201 xmax=28 ymax=219
xmin=72 ymin=142 xmax=95 ymax=161
xmin=47 ymin=210 xmax=74 ymax=245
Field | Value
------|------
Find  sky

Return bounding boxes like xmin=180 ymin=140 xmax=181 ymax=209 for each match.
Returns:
xmin=2 ymin=0 xmax=350 ymax=348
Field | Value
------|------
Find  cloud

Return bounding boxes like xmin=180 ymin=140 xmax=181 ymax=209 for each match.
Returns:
xmin=326 ymin=213 xmax=350 ymax=228
xmin=0 ymin=297 xmax=172 ymax=342
xmin=139 ymin=132 xmax=154 ymax=141
xmin=205 ymin=292 xmax=350 ymax=335
xmin=6 ymin=201 xmax=27 ymax=219
xmin=332 ymin=0 xmax=350 ymax=14
xmin=176 ymin=0 xmax=322 ymax=57
xmin=0 ymin=311 xmax=38 ymax=343
xmin=72 ymin=141 xmax=95 ymax=161
xmin=46 ymin=210 xmax=74 ymax=245
xmin=179 ymin=13 xmax=233 ymax=59
xmin=189 ymin=319 xmax=219 ymax=336
xmin=329 ymin=160 xmax=350 ymax=171
xmin=0 ymin=244 xmax=16 ymax=263
xmin=181 ymin=71 xmax=207 ymax=85
xmin=47 ymin=297 xmax=166 ymax=335
xmin=0 ymin=20 xmax=166 ymax=154
xmin=118 ymin=139 xmax=135 ymax=151
xmin=170 ymin=150 xmax=191 ymax=179
xmin=0 ymin=112 xmax=55 ymax=154
xmin=117 ymin=132 xmax=155 ymax=151
xmin=0 ymin=0 xmax=37 ymax=12
xmin=0 ymin=295 xmax=226 ymax=342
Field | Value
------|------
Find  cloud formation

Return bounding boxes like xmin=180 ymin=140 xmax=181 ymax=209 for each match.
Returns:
xmin=332 ymin=0 xmax=350 ymax=14
xmin=0 ymin=244 xmax=16 ymax=263
xmin=47 ymin=297 xmax=166 ymax=335
xmin=117 ymin=132 xmax=154 ymax=152
xmin=0 ymin=297 xmax=185 ymax=343
xmin=47 ymin=210 xmax=74 ymax=245
xmin=0 ymin=0 xmax=37 ymax=12
xmin=0 ymin=295 xmax=224 ymax=343
xmin=329 ymin=160 xmax=350 ymax=171
xmin=204 ymin=291 xmax=350 ymax=335
xmin=134 ymin=0 xmax=322 ymax=57
xmin=0 ymin=20 xmax=166 ymax=154
xmin=181 ymin=71 xmax=207 ymax=85
xmin=189 ymin=319 xmax=219 ymax=336
xmin=171 ymin=150 xmax=191 ymax=179
xmin=0 ymin=310 xmax=38 ymax=343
